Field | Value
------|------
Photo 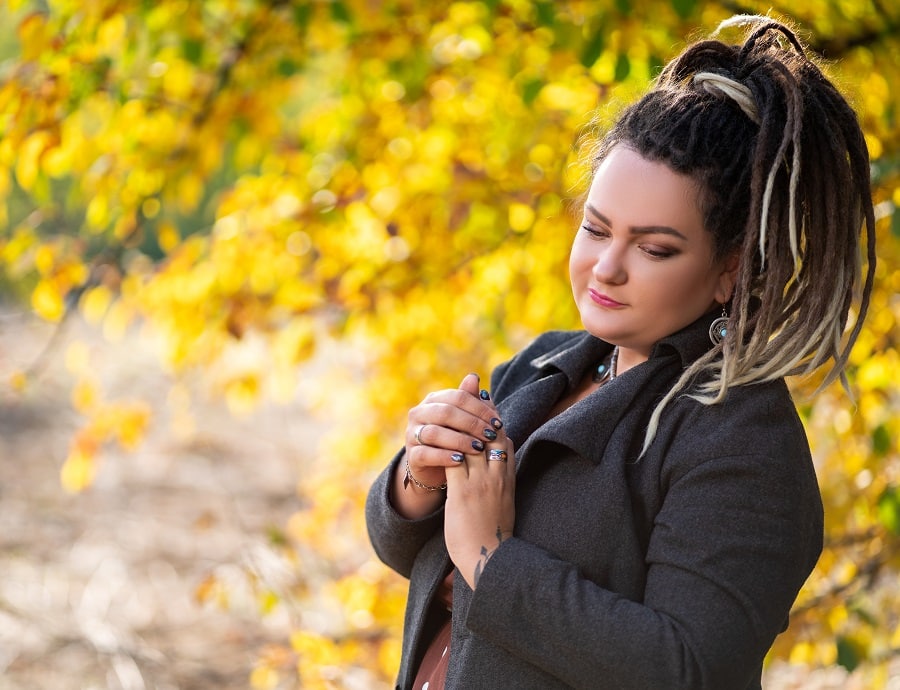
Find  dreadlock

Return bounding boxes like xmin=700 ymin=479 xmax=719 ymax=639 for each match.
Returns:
xmin=588 ymin=16 xmax=877 ymax=455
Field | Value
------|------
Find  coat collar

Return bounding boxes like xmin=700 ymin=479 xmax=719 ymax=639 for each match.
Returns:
xmin=513 ymin=310 xmax=720 ymax=468
xmin=528 ymin=309 xmax=719 ymax=385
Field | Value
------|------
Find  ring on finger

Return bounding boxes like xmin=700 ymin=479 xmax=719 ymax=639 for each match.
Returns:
xmin=487 ymin=449 xmax=508 ymax=462
xmin=414 ymin=424 xmax=427 ymax=445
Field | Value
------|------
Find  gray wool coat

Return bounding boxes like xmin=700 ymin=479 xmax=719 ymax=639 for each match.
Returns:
xmin=366 ymin=313 xmax=824 ymax=690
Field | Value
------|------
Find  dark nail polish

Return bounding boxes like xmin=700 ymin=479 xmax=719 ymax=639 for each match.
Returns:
xmin=471 ymin=439 xmax=485 ymax=451
xmin=451 ymin=452 xmax=465 ymax=463
xmin=479 ymin=389 xmax=490 ymax=401
xmin=491 ymin=417 xmax=503 ymax=430
xmin=483 ymin=428 xmax=498 ymax=441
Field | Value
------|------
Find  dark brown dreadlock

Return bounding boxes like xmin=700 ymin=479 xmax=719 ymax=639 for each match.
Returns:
xmin=588 ymin=16 xmax=877 ymax=454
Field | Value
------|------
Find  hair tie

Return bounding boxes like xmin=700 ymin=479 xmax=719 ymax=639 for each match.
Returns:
xmin=692 ymin=72 xmax=761 ymax=125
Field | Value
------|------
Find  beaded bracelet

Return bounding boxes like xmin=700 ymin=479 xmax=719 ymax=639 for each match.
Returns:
xmin=403 ymin=458 xmax=447 ymax=492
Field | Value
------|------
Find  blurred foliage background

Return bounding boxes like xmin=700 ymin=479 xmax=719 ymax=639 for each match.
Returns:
xmin=1 ymin=0 xmax=898 ymax=687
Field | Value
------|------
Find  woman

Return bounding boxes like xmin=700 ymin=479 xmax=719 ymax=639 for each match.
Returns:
xmin=366 ymin=16 xmax=876 ymax=690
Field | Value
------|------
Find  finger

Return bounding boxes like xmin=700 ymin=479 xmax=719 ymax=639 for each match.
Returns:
xmin=446 ymin=443 xmax=484 ymax=482
xmin=420 ymin=388 xmax=499 ymax=431
xmin=406 ymin=444 xmax=467 ymax=486
xmin=410 ymin=404 xmax=500 ymax=449
xmin=459 ymin=372 xmax=480 ymax=397
xmin=483 ymin=428 xmax=514 ymax=473
xmin=475 ymin=386 xmax=505 ymax=436
xmin=409 ymin=419 xmax=492 ymax=456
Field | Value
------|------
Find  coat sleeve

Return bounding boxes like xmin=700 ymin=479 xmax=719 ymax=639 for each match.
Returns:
xmin=464 ymin=396 xmax=823 ymax=689
xmin=365 ymin=447 xmax=446 ymax=579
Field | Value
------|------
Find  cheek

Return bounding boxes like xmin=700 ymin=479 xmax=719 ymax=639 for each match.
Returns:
xmin=644 ymin=263 xmax=717 ymax=307
xmin=568 ymin=241 xmax=590 ymax=277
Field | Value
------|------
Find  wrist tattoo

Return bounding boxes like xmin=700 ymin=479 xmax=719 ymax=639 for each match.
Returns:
xmin=473 ymin=525 xmax=507 ymax=587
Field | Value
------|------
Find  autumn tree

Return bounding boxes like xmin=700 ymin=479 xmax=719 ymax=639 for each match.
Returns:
xmin=1 ymin=0 xmax=899 ymax=686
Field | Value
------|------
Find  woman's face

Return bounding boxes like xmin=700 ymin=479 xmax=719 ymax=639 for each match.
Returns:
xmin=570 ymin=145 xmax=737 ymax=363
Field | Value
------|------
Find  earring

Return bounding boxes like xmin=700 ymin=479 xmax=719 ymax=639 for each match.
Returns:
xmin=709 ymin=306 xmax=729 ymax=345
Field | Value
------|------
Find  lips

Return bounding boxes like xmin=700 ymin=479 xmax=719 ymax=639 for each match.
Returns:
xmin=588 ymin=289 xmax=625 ymax=308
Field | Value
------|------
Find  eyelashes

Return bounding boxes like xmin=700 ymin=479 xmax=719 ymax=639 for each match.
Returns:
xmin=580 ymin=224 xmax=678 ymax=259
xmin=581 ymin=224 xmax=607 ymax=239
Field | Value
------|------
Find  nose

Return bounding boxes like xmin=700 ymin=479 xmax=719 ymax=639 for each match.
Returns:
xmin=592 ymin=243 xmax=627 ymax=285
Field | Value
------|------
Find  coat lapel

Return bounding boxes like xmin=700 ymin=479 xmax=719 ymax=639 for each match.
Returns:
xmin=516 ymin=352 xmax=683 ymax=471
xmin=495 ymin=371 xmax=568 ymax=453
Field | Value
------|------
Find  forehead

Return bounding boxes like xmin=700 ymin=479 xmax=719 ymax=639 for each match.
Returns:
xmin=587 ymin=146 xmax=706 ymax=235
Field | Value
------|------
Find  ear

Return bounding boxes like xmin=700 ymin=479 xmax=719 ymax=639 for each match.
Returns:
xmin=714 ymin=251 xmax=740 ymax=305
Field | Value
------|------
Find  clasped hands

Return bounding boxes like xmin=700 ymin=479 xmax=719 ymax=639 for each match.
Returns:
xmin=403 ymin=373 xmax=516 ymax=589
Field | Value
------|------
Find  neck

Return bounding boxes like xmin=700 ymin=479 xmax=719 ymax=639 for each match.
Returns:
xmin=613 ymin=346 xmax=649 ymax=377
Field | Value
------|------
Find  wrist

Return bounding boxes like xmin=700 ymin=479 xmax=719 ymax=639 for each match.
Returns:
xmin=403 ymin=457 xmax=447 ymax=493
xmin=390 ymin=457 xmax=446 ymax=520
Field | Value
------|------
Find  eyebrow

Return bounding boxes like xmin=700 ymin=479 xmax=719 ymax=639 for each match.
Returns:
xmin=585 ymin=203 xmax=688 ymax=241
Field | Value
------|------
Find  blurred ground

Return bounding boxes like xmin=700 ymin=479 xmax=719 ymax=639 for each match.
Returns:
xmin=0 ymin=312 xmax=308 ymax=689
xmin=0 ymin=309 xmax=897 ymax=689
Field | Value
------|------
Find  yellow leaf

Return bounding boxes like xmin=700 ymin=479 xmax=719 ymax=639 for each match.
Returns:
xmin=258 ymin=590 xmax=279 ymax=615
xmin=60 ymin=447 xmax=97 ymax=493
xmin=157 ymin=221 xmax=180 ymax=253
xmin=114 ymin=404 xmax=151 ymax=450
xmin=250 ymin=666 xmax=279 ymax=690
xmin=17 ymin=12 xmax=51 ymax=61
xmin=71 ymin=379 xmax=98 ymax=413
xmin=31 ymin=279 xmax=65 ymax=322
xmin=864 ymin=133 xmax=883 ymax=160
xmin=86 ymin=195 xmax=109 ymax=230
xmin=508 ymin=202 xmax=535 ymax=232
xmin=788 ymin=641 xmax=814 ymax=665
xmin=225 ymin=374 xmax=261 ymax=415
xmin=42 ymin=145 xmax=72 ymax=178
xmin=8 ymin=370 xmax=28 ymax=392
xmin=80 ymin=285 xmax=113 ymax=324
xmin=97 ymin=14 xmax=127 ymax=56
xmin=15 ymin=131 xmax=51 ymax=192
xmin=34 ymin=244 xmax=55 ymax=276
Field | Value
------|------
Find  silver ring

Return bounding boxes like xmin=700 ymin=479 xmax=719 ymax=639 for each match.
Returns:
xmin=414 ymin=424 xmax=426 ymax=445
xmin=487 ymin=449 xmax=508 ymax=462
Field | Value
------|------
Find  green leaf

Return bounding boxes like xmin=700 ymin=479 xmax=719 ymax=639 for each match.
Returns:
xmin=182 ymin=38 xmax=203 ymax=64
xmin=521 ymin=78 xmax=543 ymax=105
xmin=329 ymin=0 xmax=351 ymax=24
xmin=671 ymin=0 xmax=696 ymax=19
xmin=534 ymin=1 xmax=556 ymax=28
xmin=277 ymin=58 xmax=298 ymax=77
xmin=293 ymin=3 xmax=312 ymax=29
xmin=877 ymin=487 xmax=900 ymax=535
xmin=891 ymin=205 xmax=900 ymax=238
xmin=580 ymin=29 xmax=605 ymax=68
xmin=836 ymin=636 xmax=860 ymax=672
xmin=614 ymin=53 xmax=630 ymax=82
xmin=873 ymin=424 xmax=891 ymax=456
xmin=616 ymin=0 xmax=631 ymax=15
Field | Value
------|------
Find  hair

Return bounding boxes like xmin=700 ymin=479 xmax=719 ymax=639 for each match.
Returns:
xmin=587 ymin=16 xmax=877 ymax=455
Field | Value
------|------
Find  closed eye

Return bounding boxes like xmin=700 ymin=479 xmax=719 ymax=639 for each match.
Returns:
xmin=640 ymin=245 xmax=678 ymax=259
xmin=581 ymin=224 xmax=609 ymax=239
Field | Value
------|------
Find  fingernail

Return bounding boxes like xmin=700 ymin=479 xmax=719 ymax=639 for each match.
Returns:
xmin=450 ymin=452 xmax=465 ymax=463
xmin=479 ymin=389 xmax=490 ymax=401
xmin=490 ymin=417 xmax=503 ymax=430
xmin=483 ymin=428 xmax=497 ymax=441
xmin=471 ymin=439 xmax=485 ymax=452
xmin=469 ymin=372 xmax=480 ymax=381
